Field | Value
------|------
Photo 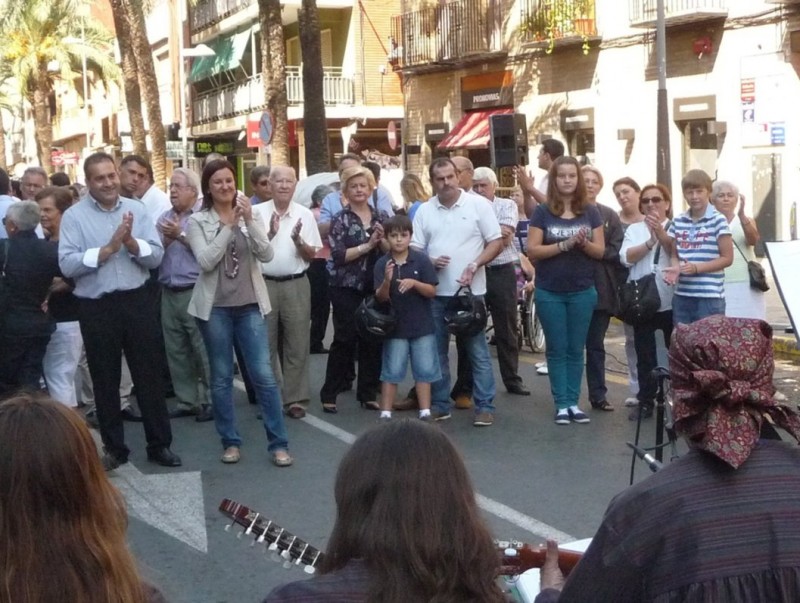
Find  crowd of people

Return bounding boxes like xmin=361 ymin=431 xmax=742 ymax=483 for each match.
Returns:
xmin=0 ymin=144 xmax=795 ymax=602
xmin=0 ymin=140 xmax=768 ymax=465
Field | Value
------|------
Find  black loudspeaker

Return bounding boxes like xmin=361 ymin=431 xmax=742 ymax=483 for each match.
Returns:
xmin=489 ymin=113 xmax=529 ymax=168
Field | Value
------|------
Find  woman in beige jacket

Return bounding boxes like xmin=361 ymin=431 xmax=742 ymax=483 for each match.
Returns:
xmin=187 ymin=159 xmax=291 ymax=467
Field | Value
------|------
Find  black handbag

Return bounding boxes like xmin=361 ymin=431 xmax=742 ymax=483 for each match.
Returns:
xmin=732 ymin=239 xmax=769 ymax=292
xmin=617 ymin=242 xmax=662 ymax=325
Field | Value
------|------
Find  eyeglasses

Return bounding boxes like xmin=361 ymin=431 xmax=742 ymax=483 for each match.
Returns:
xmin=641 ymin=196 xmax=664 ymax=204
xmin=169 ymin=183 xmax=192 ymax=190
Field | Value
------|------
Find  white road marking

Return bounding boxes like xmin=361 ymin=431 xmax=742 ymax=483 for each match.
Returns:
xmin=90 ymin=432 xmax=207 ymax=552
xmin=237 ymin=381 xmax=575 ymax=542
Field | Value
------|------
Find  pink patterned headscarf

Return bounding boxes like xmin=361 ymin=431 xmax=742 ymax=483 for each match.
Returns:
xmin=669 ymin=315 xmax=800 ymax=469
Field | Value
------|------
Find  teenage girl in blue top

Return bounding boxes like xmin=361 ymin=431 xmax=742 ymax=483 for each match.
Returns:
xmin=528 ymin=156 xmax=605 ymax=425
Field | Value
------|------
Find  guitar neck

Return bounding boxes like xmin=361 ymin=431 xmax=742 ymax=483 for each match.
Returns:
xmin=219 ymin=499 xmax=326 ymax=574
xmin=497 ymin=540 xmax=584 ymax=576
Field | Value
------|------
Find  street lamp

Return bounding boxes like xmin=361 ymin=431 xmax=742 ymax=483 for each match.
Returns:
xmin=178 ymin=41 xmax=215 ymax=165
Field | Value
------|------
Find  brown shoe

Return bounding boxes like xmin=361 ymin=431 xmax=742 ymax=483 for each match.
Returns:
xmin=285 ymin=405 xmax=306 ymax=419
xmin=454 ymin=394 xmax=472 ymax=410
xmin=392 ymin=397 xmax=419 ymax=411
xmin=272 ymin=450 xmax=293 ymax=467
xmin=473 ymin=412 xmax=494 ymax=426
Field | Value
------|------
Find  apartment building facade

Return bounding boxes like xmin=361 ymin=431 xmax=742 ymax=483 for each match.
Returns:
xmin=188 ymin=0 xmax=404 ymax=187
xmin=393 ymin=0 xmax=800 ymax=241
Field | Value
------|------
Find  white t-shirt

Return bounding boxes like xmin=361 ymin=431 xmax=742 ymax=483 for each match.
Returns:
xmin=253 ymin=201 xmax=323 ymax=277
xmin=620 ymin=220 xmax=675 ymax=312
xmin=139 ymin=185 xmax=172 ymax=226
xmin=411 ymin=190 xmax=501 ymax=296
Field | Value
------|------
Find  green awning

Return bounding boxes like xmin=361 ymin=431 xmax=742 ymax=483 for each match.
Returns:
xmin=189 ymin=29 xmax=251 ymax=82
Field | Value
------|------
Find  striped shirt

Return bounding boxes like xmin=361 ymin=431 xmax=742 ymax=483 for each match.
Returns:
xmin=667 ymin=204 xmax=731 ymax=298
xmin=488 ymin=196 xmax=519 ymax=266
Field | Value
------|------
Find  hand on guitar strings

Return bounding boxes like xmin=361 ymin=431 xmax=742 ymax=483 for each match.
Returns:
xmin=540 ymin=539 xmax=566 ymax=592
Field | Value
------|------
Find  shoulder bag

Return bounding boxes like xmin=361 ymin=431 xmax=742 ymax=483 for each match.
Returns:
xmin=617 ymin=237 xmax=663 ymax=326
xmin=732 ymin=238 xmax=769 ymax=292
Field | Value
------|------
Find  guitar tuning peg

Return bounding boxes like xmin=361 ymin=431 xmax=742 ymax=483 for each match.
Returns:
xmin=268 ymin=542 xmax=278 ymax=551
xmin=282 ymin=560 xmax=293 ymax=570
xmin=303 ymin=566 xmax=316 ymax=575
xmin=280 ymin=550 xmax=292 ymax=560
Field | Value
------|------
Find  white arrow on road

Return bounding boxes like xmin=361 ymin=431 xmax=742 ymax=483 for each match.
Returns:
xmin=110 ymin=463 xmax=207 ymax=553
xmin=90 ymin=430 xmax=207 ymax=552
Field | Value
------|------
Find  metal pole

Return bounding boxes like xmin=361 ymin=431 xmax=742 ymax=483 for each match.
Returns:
xmin=655 ymin=0 xmax=671 ymax=189
xmin=178 ymin=4 xmax=188 ymax=165
xmin=81 ymin=19 xmax=90 ymax=156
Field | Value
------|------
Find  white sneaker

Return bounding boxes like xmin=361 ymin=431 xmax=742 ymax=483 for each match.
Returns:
xmin=535 ymin=361 xmax=546 ymax=369
xmin=537 ymin=365 xmax=549 ymax=375
xmin=624 ymin=397 xmax=638 ymax=407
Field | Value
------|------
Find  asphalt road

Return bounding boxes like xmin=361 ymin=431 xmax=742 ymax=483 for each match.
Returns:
xmin=109 ymin=323 xmax=796 ymax=603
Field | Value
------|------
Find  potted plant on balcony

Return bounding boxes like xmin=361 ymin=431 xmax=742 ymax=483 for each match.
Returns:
xmin=520 ymin=0 xmax=594 ymax=55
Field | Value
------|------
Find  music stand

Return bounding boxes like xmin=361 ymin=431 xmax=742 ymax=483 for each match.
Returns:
xmin=628 ymin=367 xmax=678 ymax=484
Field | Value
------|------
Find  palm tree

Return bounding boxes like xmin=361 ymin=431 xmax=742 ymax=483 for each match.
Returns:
xmin=299 ymin=0 xmax=330 ymax=174
xmin=109 ymin=0 xmax=148 ymax=157
xmin=0 ymin=0 xmax=118 ymax=173
xmin=258 ymin=0 xmax=290 ymax=165
xmin=121 ymin=0 xmax=168 ymax=188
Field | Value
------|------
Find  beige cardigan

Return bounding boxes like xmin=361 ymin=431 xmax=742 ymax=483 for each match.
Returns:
xmin=186 ymin=207 xmax=274 ymax=321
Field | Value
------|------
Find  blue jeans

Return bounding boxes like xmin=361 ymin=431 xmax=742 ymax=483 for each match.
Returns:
xmin=671 ymin=294 xmax=725 ymax=325
xmin=196 ymin=304 xmax=288 ymax=452
xmin=380 ymin=334 xmax=441 ymax=384
xmin=431 ymin=296 xmax=495 ymax=415
xmin=536 ymin=287 xmax=597 ymax=410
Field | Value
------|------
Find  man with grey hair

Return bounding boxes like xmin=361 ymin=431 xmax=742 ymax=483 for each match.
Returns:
xmin=20 ymin=167 xmax=48 ymax=201
xmin=0 ymin=201 xmax=61 ymax=395
xmin=473 ymin=166 xmax=529 ymax=396
xmin=250 ymin=165 xmax=271 ymax=205
xmin=156 ymin=167 xmax=212 ymax=422
xmin=253 ymin=166 xmax=323 ymax=419
xmin=451 ymin=156 xmax=475 ymax=192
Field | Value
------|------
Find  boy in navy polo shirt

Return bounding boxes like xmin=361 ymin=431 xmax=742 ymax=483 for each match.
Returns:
xmin=374 ymin=215 xmax=440 ymax=420
xmin=665 ymin=169 xmax=733 ymax=324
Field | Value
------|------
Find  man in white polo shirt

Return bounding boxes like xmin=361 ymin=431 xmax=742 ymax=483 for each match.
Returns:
xmin=411 ymin=157 xmax=503 ymax=426
xmin=253 ymin=166 xmax=322 ymax=419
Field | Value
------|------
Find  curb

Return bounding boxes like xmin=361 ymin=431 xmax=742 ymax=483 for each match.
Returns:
xmin=773 ymin=335 xmax=799 ymax=357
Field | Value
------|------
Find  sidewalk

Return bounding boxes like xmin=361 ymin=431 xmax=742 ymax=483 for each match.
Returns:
xmin=763 ymin=262 xmax=797 ymax=356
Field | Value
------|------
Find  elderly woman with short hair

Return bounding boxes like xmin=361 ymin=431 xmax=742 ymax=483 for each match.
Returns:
xmin=711 ymin=180 xmax=765 ymax=320
xmin=0 ymin=201 xmax=61 ymax=396
xmin=319 ymin=166 xmax=390 ymax=413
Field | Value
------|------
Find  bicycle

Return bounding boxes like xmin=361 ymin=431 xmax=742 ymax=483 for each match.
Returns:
xmin=518 ymin=288 xmax=545 ymax=353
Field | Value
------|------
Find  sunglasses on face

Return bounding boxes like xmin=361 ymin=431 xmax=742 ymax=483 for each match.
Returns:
xmin=641 ymin=196 xmax=663 ymax=204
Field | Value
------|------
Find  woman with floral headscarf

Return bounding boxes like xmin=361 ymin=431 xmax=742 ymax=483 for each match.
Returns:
xmin=536 ymin=315 xmax=800 ymax=603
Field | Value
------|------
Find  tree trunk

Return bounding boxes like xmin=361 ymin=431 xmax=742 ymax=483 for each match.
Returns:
xmin=298 ymin=0 xmax=329 ymax=175
xmin=31 ymin=73 xmax=54 ymax=173
xmin=123 ymin=0 xmax=167 ymax=188
xmin=0 ymin=111 xmax=7 ymax=172
xmin=258 ymin=0 xmax=289 ymax=165
xmin=109 ymin=0 xmax=147 ymax=156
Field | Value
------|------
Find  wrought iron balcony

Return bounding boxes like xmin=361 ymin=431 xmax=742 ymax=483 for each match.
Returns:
xmin=190 ymin=0 xmax=254 ymax=33
xmin=520 ymin=0 xmax=597 ymax=47
xmin=390 ymin=0 xmax=503 ymax=70
xmin=191 ymin=68 xmax=355 ymax=125
xmin=629 ymin=0 xmax=728 ymax=28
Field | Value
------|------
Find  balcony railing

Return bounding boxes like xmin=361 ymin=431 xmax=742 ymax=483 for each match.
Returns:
xmin=190 ymin=0 xmax=254 ymax=33
xmin=390 ymin=0 xmax=501 ymax=70
xmin=192 ymin=68 xmax=355 ymax=125
xmin=520 ymin=0 xmax=597 ymax=46
xmin=629 ymin=0 xmax=728 ymax=28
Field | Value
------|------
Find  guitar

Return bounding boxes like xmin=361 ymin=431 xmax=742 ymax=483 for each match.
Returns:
xmin=219 ymin=499 xmax=326 ymax=574
xmin=497 ymin=539 xmax=583 ymax=576
xmin=220 ymin=499 xmax=583 ymax=577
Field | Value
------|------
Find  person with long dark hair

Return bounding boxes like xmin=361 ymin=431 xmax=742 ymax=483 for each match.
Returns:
xmin=264 ymin=419 xmax=506 ymax=602
xmin=0 ymin=393 xmax=166 ymax=602
xmin=187 ymin=159 xmax=291 ymax=467
xmin=528 ymin=156 xmax=605 ymax=425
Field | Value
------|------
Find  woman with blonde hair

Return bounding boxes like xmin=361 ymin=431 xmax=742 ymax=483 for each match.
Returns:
xmin=319 ymin=166 xmax=390 ymax=413
xmin=0 ymin=394 xmax=165 ymax=602
xmin=400 ymin=173 xmax=429 ymax=221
